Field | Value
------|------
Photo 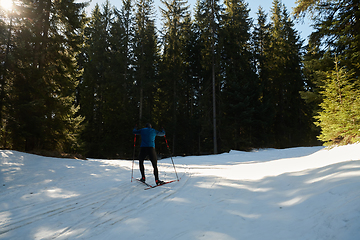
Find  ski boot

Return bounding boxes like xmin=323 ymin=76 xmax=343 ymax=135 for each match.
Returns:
xmin=156 ymin=180 xmax=165 ymax=185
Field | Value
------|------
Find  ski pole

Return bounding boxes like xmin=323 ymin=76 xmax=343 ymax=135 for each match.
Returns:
xmin=164 ymin=134 xmax=179 ymax=181
xmin=131 ymin=134 xmax=136 ymax=182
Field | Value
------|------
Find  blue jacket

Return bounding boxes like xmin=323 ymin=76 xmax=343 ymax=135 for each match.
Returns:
xmin=133 ymin=127 xmax=165 ymax=148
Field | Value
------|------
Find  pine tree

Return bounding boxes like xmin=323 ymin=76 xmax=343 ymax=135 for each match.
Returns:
xmin=315 ymin=59 xmax=360 ymax=145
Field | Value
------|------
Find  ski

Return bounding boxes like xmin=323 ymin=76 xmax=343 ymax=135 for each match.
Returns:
xmin=135 ymin=178 xmax=154 ymax=188
xmin=144 ymin=180 xmax=177 ymax=190
xmin=135 ymin=178 xmax=178 ymax=190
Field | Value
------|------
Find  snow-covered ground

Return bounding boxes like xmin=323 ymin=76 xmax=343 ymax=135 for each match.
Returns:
xmin=1 ymin=144 xmax=360 ymax=240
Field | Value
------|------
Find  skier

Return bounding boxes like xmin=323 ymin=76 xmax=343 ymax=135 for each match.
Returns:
xmin=133 ymin=123 xmax=166 ymax=185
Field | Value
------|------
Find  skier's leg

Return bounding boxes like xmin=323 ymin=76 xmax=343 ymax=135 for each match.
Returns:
xmin=149 ymin=148 xmax=159 ymax=181
xmin=138 ymin=148 xmax=146 ymax=180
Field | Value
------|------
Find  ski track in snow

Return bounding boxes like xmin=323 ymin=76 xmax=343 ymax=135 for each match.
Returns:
xmin=1 ymin=145 xmax=360 ymax=239
xmin=0 ymin=155 xmax=192 ymax=240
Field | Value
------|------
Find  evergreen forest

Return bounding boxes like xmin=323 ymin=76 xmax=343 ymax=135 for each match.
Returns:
xmin=0 ymin=0 xmax=359 ymax=158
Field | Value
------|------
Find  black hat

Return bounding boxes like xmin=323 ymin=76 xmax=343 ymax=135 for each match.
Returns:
xmin=145 ymin=123 xmax=152 ymax=128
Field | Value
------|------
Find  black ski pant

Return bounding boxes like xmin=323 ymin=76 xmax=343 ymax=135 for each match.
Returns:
xmin=138 ymin=147 xmax=159 ymax=181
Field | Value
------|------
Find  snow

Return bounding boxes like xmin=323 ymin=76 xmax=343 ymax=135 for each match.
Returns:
xmin=1 ymin=144 xmax=360 ymax=240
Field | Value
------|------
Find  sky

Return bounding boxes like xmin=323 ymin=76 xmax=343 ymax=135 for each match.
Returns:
xmin=85 ymin=0 xmax=313 ymax=41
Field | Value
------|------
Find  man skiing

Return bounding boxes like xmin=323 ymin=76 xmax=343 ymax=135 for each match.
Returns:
xmin=133 ymin=123 xmax=166 ymax=185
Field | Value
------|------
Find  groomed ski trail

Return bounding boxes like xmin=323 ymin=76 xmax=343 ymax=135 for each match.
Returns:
xmin=1 ymin=146 xmax=360 ymax=240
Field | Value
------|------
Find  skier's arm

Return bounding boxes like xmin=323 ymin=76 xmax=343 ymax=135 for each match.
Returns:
xmin=156 ymin=128 xmax=165 ymax=137
xmin=133 ymin=127 xmax=141 ymax=135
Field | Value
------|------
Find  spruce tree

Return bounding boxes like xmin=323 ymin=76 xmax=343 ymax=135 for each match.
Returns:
xmin=158 ymin=0 xmax=190 ymax=154
xmin=315 ymin=60 xmax=360 ymax=145
xmin=133 ymin=0 xmax=159 ymax=125
xmin=5 ymin=0 xmax=86 ymax=152
xmin=104 ymin=0 xmax=135 ymax=157
xmin=253 ymin=7 xmax=270 ymax=86
xmin=294 ymin=0 xmax=360 ymax=77
xmin=0 ymin=5 xmax=13 ymax=147
xmin=295 ymin=0 xmax=360 ymax=146
xmin=252 ymin=7 xmax=275 ymax=146
xmin=178 ymin=16 xmax=204 ymax=154
xmin=266 ymin=0 xmax=307 ymax=147
xmin=79 ymin=2 xmax=113 ymax=157
xmin=220 ymin=0 xmax=260 ymax=149
xmin=79 ymin=1 xmax=137 ymax=158
xmin=193 ymin=0 xmax=222 ymax=153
